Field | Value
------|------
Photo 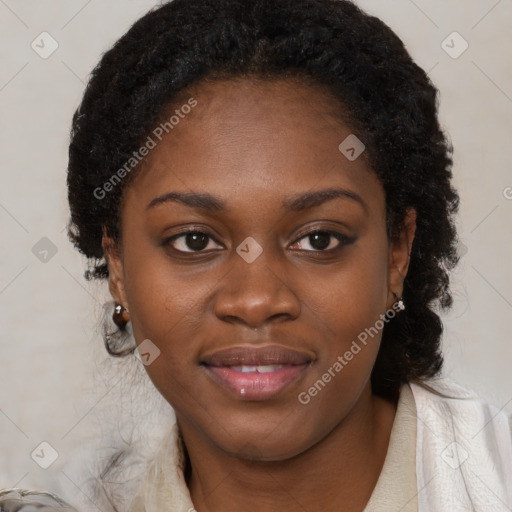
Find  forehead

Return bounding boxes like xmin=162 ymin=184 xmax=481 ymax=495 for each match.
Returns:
xmin=124 ymin=77 xmax=383 ymax=215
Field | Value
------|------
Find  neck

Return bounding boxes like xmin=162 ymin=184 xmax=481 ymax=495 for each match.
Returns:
xmin=179 ymin=383 xmax=398 ymax=512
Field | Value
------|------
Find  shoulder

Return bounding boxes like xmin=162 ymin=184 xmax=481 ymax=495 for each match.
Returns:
xmin=0 ymin=489 xmax=78 ymax=511
xmin=408 ymin=377 xmax=512 ymax=509
xmin=409 ymin=377 xmax=512 ymax=433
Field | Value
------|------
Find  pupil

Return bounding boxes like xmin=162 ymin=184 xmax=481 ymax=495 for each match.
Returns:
xmin=310 ymin=232 xmax=330 ymax=250
xmin=186 ymin=233 xmax=208 ymax=250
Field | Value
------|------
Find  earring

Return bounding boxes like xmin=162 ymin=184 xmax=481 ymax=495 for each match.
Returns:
xmin=392 ymin=292 xmax=405 ymax=311
xmin=113 ymin=303 xmax=130 ymax=329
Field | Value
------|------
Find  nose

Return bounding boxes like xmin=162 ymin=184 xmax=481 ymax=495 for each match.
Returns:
xmin=213 ymin=249 xmax=301 ymax=328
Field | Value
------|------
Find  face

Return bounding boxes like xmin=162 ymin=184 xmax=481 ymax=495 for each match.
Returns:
xmin=104 ymin=78 xmax=415 ymax=461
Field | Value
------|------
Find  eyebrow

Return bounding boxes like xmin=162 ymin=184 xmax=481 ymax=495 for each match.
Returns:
xmin=146 ymin=187 xmax=367 ymax=212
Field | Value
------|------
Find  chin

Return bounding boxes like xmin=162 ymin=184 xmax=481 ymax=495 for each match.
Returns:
xmin=204 ymin=413 xmax=320 ymax=462
xmin=223 ymin=436 xmax=311 ymax=463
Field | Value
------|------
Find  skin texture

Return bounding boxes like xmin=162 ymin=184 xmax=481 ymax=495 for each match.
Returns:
xmin=103 ymin=78 xmax=416 ymax=512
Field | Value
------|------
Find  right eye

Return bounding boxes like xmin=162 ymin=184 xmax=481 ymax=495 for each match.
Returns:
xmin=162 ymin=229 xmax=223 ymax=253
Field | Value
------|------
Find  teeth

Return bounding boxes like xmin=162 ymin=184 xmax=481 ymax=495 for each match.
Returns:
xmin=237 ymin=365 xmax=257 ymax=373
xmin=231 ymin=365 xmax=284 ymax=373
xmin=256 ymin=364 xmax=283 ymax=373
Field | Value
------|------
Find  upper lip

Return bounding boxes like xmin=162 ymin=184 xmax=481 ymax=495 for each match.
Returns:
xmin=201 ymin=344 xmax=314 ymax=367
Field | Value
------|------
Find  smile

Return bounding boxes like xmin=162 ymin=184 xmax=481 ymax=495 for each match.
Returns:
xmin=201 ymin=344 xmax=313 ymax=400
xmin=231 ymin=365 xmax=284 ymax=373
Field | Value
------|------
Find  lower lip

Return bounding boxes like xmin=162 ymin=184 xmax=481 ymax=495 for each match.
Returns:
xmin=204 ymin=364 xmax=309 ymax=400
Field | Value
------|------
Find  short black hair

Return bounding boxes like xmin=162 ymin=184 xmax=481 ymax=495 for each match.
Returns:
xmin=67 ymin=0 xmax=460 ymax=397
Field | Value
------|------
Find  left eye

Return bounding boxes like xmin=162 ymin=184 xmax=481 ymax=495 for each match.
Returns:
xmin=290 ymin=230 xmax=350 ymax=251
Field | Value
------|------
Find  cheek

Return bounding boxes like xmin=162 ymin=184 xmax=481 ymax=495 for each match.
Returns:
xmin=119 ymin=241 xmax=223 ymax=400
xmin=294 ymin=233 xmax=390 ymax=396
xmin=123 ymin=252 xmax=211 ymax=348
xmin=285 ymin=240 xmax=390 ymax=443
xmin=304 ymin=236 xmax=390 ymax=346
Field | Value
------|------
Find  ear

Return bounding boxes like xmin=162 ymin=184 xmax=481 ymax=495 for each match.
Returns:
xmin=102 ymin=227 xmax=129 ymax=308
xmin=387 ymin=208 xmax=416 ymax=309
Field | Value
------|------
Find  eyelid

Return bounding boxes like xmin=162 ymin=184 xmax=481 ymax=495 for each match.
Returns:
xmin=293 ymin=226 xmax=345 ymax=240
xmin=289 ymin=228 xmax=354 ymax=251
xmin=162 ymin=225 xmax=354 ymax=254
xmin=162 ymin=227 xmax=224 ymax=252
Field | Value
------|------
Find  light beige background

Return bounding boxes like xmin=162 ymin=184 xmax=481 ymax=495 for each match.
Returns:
xmin=1 ymin=0 xmax=511 ymax=505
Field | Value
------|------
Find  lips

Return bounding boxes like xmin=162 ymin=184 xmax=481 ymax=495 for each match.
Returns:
xmin=202 ymin=345 xmax=312 ymax=367
xmin=201 ymin=345 xmax=313 ymax=400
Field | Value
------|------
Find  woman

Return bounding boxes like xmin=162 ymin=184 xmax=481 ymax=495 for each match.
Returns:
xmin=2 ymin=0 xmax=511 ymax=510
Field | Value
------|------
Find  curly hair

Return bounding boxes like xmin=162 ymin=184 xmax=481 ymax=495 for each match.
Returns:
xmin=67 ymin=0 xmax=459 ymax=398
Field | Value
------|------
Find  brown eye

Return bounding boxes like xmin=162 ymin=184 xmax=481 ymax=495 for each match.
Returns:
xmin=308 ymin=232 xmax=331 ymax=250
xmin=184 ymin=232 xmax=209 ymax=251
xmin=164 ymin=230 xmax=222 ymax=253
xmin=290 ymin=230 xmax=354 ymax=252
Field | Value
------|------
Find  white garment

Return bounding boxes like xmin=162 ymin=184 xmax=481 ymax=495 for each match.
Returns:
xmin=127 ymin=378 xmax=512 ymax=511
xmin=363 ymin=382 xmax=418 ymax=511
xmin=410 ymin=379 xmax=512 ymax=512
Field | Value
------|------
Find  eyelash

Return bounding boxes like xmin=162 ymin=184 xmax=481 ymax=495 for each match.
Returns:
xmin=162 ymin=228 xmax=354 ymax=255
